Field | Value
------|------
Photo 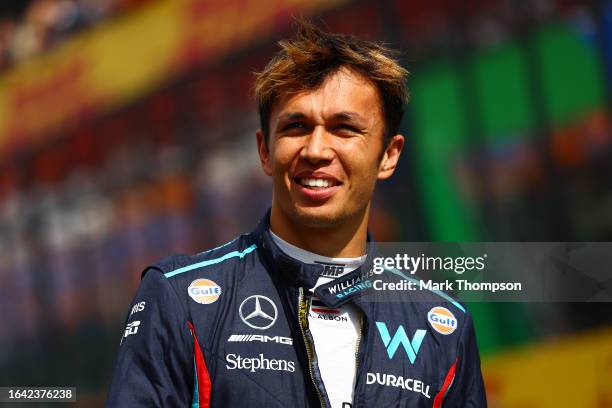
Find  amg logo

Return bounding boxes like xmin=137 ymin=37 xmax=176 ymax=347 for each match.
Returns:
xmin=228 ymin=334 xmax=293 ymax=345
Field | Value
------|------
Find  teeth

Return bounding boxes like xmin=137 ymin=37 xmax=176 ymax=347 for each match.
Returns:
xmin=300 ymin=178 xmax=334 ymax=188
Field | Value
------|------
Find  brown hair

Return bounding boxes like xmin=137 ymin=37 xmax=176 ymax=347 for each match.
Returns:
xmin=254 ymin=19 xmax=409 ymax=146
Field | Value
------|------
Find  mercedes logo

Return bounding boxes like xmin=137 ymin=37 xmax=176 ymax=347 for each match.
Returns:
xmin=239 ymin=295 xmax=278 ymax=330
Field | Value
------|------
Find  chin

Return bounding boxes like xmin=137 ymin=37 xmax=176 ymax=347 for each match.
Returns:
xmin=290 ymin=204 xmax=349 ymax=228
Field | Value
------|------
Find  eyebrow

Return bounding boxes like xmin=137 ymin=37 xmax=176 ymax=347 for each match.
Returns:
xmin=330 ymin=111 xmax=366 ymax=123
xmin=276 ymin=112 xmax=308 ymax=123
xmin=276 ymin=111 xmax=366 ymax=124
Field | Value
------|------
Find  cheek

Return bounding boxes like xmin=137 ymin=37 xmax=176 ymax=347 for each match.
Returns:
xmin=273 ymin=138 xmax=301 ymax=168
xmin=354 ymin=162 xmax=380 ymax=188
xmin=337 ymin=143 xmax=381 ymax=181
xmin=270 ymin=141 xmax=298 ymax=175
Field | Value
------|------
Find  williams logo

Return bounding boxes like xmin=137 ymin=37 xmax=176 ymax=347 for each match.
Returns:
xmin=327 ymin=276 xmax=372 ymax=299
xmin=375 ymin=322 xmax=426 ymax=363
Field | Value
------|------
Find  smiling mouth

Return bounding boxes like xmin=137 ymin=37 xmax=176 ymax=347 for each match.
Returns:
xmin=295 ymin=177 xmax=340 ymax=190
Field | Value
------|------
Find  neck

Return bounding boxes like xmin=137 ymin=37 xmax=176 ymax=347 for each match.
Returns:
xmin=269 ymin=204 xmax=369 ymax=258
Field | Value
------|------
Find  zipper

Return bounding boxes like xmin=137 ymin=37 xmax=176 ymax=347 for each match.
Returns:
xmin=353 ymin=313 xmax=364 ymax=374
xmin=298 ymin=287 xmax=327 ymax=408
xmin=352 ymin=311 xmax=365 ymax=408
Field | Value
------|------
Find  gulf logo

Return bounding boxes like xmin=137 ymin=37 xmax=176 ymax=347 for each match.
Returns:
xmin=427 ymin=307 xmax=457 ymax=335
xmin=188 ymin=279 xmax=222 ymax=304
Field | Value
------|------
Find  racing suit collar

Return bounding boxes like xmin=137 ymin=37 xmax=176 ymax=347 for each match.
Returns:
xmin=253 ymin=209 xmax=377 ymax=304
xmin=254 ymin=210 xmax=322 ymax=289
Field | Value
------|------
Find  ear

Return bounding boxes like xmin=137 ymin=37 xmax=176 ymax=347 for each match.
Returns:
xmin=378 ymin=134 xmax=405 ymax=180
xmin=256 ymin=130 xmax=273 ymax=176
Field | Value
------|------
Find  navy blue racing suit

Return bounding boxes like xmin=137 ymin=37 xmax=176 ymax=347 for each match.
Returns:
xmin=106 ymin=211 xmax=487 ymax=407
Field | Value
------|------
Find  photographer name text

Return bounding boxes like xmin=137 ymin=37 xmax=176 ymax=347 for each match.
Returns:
xmin=373 ymin=279 xmax=522 ymax=293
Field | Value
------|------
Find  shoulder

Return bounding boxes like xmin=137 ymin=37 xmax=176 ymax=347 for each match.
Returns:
xmin=142 ymin=233 xmax=260 ymax=295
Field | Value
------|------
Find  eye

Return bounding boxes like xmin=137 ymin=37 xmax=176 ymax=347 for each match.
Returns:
xmin=282 ymin=122 xmax=307 ymax=131
xmin=335 ymin=124 xmax=360 ymax=133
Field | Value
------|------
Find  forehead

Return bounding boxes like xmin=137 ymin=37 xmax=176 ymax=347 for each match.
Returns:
xmin=270 ymin=67 xmax=383 ymax=123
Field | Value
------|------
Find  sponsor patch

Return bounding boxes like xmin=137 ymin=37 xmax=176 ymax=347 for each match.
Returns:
xmin=314 ymin=261 xmax=346 ymax=278
xmin=366 ymin=372 xmax=431 ymax=399
xmin=225 ymin=353 xmax=295 ymax=373
xmin=239 ymin=295 xmax=278 ymax=330
xmin=123 ymin=321 xmax=140 ymax=338
xmin=188 ymin=278 xmax=222 ymax=304
xmin=376 ymin=322 xmax=426 ymax=363
xmin=427 ymin=307 xmax=457 ymax=335
xmin=228 ymin=334 xmax=293 ymax=345
xmin=326 ymin=276 xmax=373 ymax=299
xmin=129 ymin=301 xmax=146 ymax=317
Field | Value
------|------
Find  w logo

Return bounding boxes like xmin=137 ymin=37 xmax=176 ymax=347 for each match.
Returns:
xmin=375 ymin=322 xmax=426 ymax=363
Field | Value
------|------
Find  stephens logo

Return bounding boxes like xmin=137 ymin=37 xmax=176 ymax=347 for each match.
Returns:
xmin=375 ymin=322 xmax=426 ymax=364
xmin=225 ymin=353 xmax=295 ymax=373
xmin=427 ymin=307 xmax=457 ymax=335
xmin=188 ymin=279 xmax=222 ymax=304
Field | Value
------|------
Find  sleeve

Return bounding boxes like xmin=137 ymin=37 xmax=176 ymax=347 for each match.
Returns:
xmin=440 ymin=314 xmax=488 ymax=408
xmin=105 ymin=268 xmax=195 ymax=407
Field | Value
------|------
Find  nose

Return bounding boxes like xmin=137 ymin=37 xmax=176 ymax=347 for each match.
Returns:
xmin=300 ymin=125 xmax=334 ymax=164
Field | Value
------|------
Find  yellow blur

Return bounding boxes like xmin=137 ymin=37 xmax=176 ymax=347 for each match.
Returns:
xmin=0 ymin=0 xmax=346 ymax=152
xmin=483 ymin=328 xmax=612 ymax=407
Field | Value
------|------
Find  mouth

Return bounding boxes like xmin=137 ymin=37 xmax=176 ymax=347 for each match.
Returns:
xmin=295 ymin=177 xmax=341 ymax=190
xmin=293 ymin=174 xmax=342 ymax=202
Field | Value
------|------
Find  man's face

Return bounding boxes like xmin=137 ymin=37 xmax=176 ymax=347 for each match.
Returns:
xmin=257 ymin=67 xmax=404 ymax=228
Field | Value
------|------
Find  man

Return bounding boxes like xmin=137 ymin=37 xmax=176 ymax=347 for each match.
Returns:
xmin=106 ymin=20 xmax=487 ymax=407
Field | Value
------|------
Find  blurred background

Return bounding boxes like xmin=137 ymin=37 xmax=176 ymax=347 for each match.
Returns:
xmin=0 ymin=0 xmax=611 ymax=406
